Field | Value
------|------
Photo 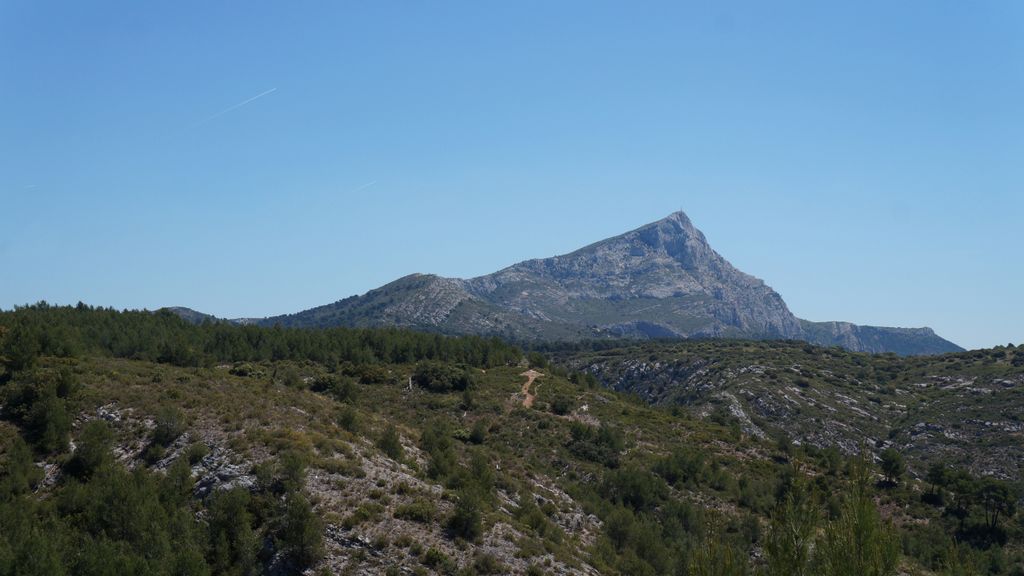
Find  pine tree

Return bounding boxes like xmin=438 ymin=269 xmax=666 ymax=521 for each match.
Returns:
xmin=815 ymin=457 xmax=899 ymax=576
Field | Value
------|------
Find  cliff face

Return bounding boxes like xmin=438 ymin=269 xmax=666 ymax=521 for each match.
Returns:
xmin=464 ymin=211 xmax=803 ymax=340
xmin=250 ymin=211 xmax=962 ymax=355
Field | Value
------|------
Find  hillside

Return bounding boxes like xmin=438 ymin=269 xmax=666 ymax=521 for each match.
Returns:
xmin=0 ymin=305 xmax=1020 ymax=575
xmin=554 ymin=339 xmax=1024 ymax=480
xmin=248 ymin=212 xmax=962 ymax=355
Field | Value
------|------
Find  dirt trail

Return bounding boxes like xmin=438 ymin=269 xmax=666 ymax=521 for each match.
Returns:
xmin=520 ymin=369 xmax=543 ymax=408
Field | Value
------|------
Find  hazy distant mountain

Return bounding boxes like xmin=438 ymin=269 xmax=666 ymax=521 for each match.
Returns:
xmin=162 ymin=306 xmax=221 ymax=325
xmin=246 ymin=212 xmax=961 ymax=355
xmin=798 ymin=320 xmax=962 ymax=355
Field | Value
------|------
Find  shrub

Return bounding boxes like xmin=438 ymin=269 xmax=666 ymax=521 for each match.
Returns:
xmin=27 ymin=391 xmax=72 ymax=454
xmin=600 ymin=468 xmax=668 ymax=513
xmin=461 ymin=388 xmax=476 ymax=411
xmin=277 ymin=365 xmax=303 ymax=388
xmin=394 ymin=499 xmax=436 ymax=523
xmin=412 ymin=361 xmax=475 ymax=393
xmin=185 ymin=442 xmax=209 ymax=465
xmin=422 ymin=547 xmax=455 ymax=571
xmin=764 ymin=485 xmax=817 ymax=576
xmin=567 ymin=422 xmax=623 ymax=468
xmin=879 ymin=449 xmax=905 ymax=486
xmin=469 ymin=420 xmax=488 ymax=445
xmin=377 ymin=425 xmax=404 ymax=460
xmin=207 ymin=488 xmax=258 ymax=575
xmin=0 ymin=435 xmax=42 ymax=497
xmin=653 ymin=448 xmax=706 ymax=487
xmin=420 ymin=419 xmax=457 ymax=481
xmin=337 ymin=405 xmax=360 ymax=433
xmin=472 ymin=552 xmax=506 ymax=574
xmin=343 ymin=502 xmax=384 ymax=528
xmin=815 ymin=465 xmax=899 ymax=576
xmin=312 ymin=375 xmax=358 ymax=403
xmin=65 ymin=420 xmax=114 ymax=479
xmin=448 ymin=490 xmax=483 ymax=541
xmin=550 ymin=395 xmax=573 ymax=416
xmin=152 ymin=406 xmax=186 ymax=447
xmin=278 ymin=449 xmax=309 ymax=494
xmin=526 ymin=352 xmax=548 ymax=369
xmin=229 ymin=363 xmax=260 ymax=377
xmin=278 ymin=494 xmax=324 ymax=569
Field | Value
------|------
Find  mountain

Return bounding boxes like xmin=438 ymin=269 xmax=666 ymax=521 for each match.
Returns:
xmin=162 ymin=306 xmax=221 ymax=324
xmin=249 ymin=211 xmax=960 ymax=355
xmin=798 ymin=320 xmax=962 ymax=355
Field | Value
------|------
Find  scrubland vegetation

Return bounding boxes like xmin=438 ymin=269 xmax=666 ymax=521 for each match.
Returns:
xmin=0 ymin=304 xmax=1020 ymax=574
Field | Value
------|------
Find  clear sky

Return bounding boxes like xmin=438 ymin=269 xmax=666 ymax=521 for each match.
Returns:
xmin=2 ymin=1 xmax=1021 ymax=350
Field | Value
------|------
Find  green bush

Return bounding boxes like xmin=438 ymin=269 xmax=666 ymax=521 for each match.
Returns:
xmin=815 ymin=469 xmax=899 ymax=576
xmin=152 ymin=405 xmax=186 ymax=447
xmin=394 ymin=499 xmax=436 ymax=523
xmin=65 ymin=420 xmax=114 ymax=479
xmin=0 ymin=435 xmax=42 ymax=498
xmin=277 ymin=449 xmax=309 ymax=494
xmin=550 ymin=395 xmax=573 ymax=416
xmin=27 ymin=391 xmax=72 ymax=454
xmin=412 ymin=361 xmax=475 ymax=393
xmin=185 ymin=441 xmax=209 ymax=465
xmin=207 ymin=487 xmax=258 ymax=575
xmin=469 ymin=419 xmax=488 ymax=445
xmin=337 ymin=405 xmax=360 ymax=433
xmin=277 ymin=493 xmax=324 ymax=569
xmin=377 ymin=425 xmax=404 ymax=460
xmin=764 ymin=485 xmax=817 ymax=576
xmin=653 ymin=447 xmax=706 ymax=487
xmin=312 ymin=375 xmax=358 ymax=403
xmin=879 ymin=449 xmax=905 ymax=486
xmin=471 ymin=552 xmax=506 ymax=574
xmin=420 ymin=419 xmax=457 ymax=481
xmin=447 ymin=490 xmax=483 ymax=541
xmin=567 ymin=422 xmax=623 ymax=467
xmin=600 ymin=467 xmax=668 ymax=513
xmin=422 ymin=546 xmax=455 ymax=571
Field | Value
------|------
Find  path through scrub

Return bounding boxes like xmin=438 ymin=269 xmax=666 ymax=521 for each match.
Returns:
xmin=519 ymin=369 xmax=543 ymax=408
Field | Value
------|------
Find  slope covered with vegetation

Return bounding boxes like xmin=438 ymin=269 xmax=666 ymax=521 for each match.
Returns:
xmin=0 ymin=305 xmax=1020 ymax=575
xmin=553 ymin=338 xmax=1024 ymax=480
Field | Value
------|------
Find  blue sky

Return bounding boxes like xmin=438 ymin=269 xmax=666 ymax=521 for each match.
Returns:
xmin=1 ymin=1 xmax=1021 ymax=350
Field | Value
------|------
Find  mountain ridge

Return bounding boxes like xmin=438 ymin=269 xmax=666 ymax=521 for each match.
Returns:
xmin=169 ymin=211 xmax=962 ymax=355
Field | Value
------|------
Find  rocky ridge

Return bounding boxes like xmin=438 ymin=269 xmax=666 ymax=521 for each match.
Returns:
xmin=558 ymin=340 xmax=1024 ymax=480
xmin=172 ymin=211 xmax=962 ymax=355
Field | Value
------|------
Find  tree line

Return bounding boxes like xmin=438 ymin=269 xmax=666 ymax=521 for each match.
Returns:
xmin=0 ymin=302 xmax=522 ymax=374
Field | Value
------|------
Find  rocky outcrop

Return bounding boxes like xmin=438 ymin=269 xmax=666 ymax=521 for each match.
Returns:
xmin=464 ymin=211 xmax=804 ymax=340
xmin=563 ymin=343 xmax=1024 ymax=479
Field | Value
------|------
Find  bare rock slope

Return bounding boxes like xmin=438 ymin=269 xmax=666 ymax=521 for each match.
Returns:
xmin=253 ymin=212 xmax=961 ymax=354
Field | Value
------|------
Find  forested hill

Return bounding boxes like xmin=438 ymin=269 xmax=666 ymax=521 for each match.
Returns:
xmin=0 ymin=302 xmax=522 ymax=369
xmin=0 ymin=304 xmax=1020 ymax=575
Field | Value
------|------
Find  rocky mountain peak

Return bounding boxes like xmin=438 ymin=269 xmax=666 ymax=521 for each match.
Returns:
xmin=603 ymin=210 xmax=715 ymax=272
xmin=650 ymin=209 xmax=697 ymax=237
xmin=245 ymin=211 xmax=963 ymax=354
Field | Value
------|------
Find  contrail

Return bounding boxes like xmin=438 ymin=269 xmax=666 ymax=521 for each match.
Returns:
xmin=351 ymin=181 xmax=377 ymax=193
xmin=191 ymin=87 xmax=277 ymax=128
